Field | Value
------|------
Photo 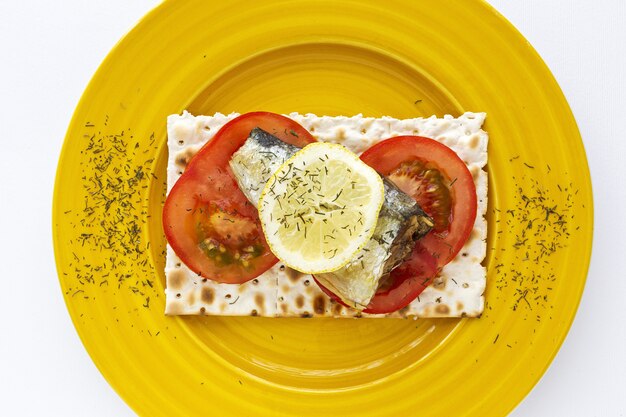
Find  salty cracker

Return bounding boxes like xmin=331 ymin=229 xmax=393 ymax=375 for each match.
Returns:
xmin=164 ymin=248 xmax=277 ymax=316
xmin=165 ymin=111 xmax=487 ymax=317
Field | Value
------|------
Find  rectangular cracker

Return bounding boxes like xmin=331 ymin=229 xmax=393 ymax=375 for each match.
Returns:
xmin=165 ymin=111 xmax=487 ymax=318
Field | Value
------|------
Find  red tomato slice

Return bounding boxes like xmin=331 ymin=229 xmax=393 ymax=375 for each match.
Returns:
xmin=360 ymin=136 xmax=477 ymax=267
xmin=163 ymin=112 xmax=316 ymax=284
xmin=314 ymin=243 xmax=437 ymax=314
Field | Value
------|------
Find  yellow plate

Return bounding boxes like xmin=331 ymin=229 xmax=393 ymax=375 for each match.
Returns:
xmin=53 ymin=1 xmax=592 ymax=416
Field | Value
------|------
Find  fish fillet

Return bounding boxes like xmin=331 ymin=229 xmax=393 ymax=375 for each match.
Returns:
xmin=229 ymin=128 xmax=432 ymax=308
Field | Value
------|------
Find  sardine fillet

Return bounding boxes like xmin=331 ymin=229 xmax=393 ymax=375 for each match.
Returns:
xmin=230 ymin=128 xmax=432 ymax=308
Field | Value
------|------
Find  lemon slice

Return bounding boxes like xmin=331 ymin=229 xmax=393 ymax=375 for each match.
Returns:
xmin=258 ymin=142 xmax=384 ymax=274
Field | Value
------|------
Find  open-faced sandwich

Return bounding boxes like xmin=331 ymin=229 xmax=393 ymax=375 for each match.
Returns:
xmin=163 ymin=111 xmax=487 ymax=318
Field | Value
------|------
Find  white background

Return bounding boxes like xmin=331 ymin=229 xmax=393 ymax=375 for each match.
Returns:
xmin=1 ymin=1 xmax=624 ymax=416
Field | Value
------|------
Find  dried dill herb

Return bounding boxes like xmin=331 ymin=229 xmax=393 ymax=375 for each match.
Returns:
xmin=63 ymin=118 xmax=162 ymax=314
xmin=492 ymin=160 xmax=580 ymax=315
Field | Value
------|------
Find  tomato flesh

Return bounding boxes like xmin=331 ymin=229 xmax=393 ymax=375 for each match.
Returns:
xmin=193 ymin=202 xmax=265 ymax=269
xmin=388 ymin=159 xmax=452 ymax=233
xmin=315 ymin=243 xmax=437 ymax=314
xmin=360 ymin=136 xmax=477 ymax=267
xmin=162 ymin=112 xmax=316 ymax=284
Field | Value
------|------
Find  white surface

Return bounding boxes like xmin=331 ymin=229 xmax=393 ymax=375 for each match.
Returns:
xmin=0 ymin=1 xmax=624 ymax=416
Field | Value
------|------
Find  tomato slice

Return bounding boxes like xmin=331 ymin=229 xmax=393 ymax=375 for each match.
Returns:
xmin=314 ymin=243 xmax=437 ymax=314
xmin=163 ymin=112 xmax=316 ymax=284
xmin=360 ymin=136 xmax=477 ymax=267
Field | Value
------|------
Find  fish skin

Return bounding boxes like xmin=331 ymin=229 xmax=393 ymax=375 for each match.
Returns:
xmin=229 ymin=128 xmax=433 ymax=308
xmin=230 ymin=128 xmax=300 ymax=206
xmin=379 ymin=177 xmax=432 ymax=273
